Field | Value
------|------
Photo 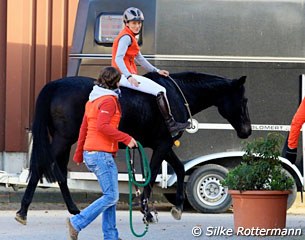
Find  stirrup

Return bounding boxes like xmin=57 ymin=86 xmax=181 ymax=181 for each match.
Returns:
xmin=171 ymin=130 xmax=181 ymax=138
xmin=170 ymin=122 xmax=190 ymax=137
xmin=168 ymin=121 xmax=190 ymax=134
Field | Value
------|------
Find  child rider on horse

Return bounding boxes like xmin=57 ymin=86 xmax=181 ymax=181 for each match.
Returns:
xmin=67 ymin=67 xmax=137 ymax=240
xmin=112 ymin=7 xmax=190 ymax=137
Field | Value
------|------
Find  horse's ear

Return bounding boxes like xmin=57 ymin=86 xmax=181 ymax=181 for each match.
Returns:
xmin=232 ymin=76 xmax=246 ymax=87
xmin=238 ymin=76 xmax=246 ymax=84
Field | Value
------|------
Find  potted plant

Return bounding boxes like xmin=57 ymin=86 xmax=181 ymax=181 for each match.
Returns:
xmin=221 ymin=133 xmax=294 ymax=235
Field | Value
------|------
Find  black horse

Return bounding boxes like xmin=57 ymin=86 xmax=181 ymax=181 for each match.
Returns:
xmin=15 ymin=71 xmax=251 ymax=225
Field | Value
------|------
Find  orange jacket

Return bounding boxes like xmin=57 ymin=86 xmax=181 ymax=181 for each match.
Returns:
xmin=112 ymin=26 xmax=140 ymax=74
xmin=73 ymin=95 xmax=131 ymax=163
xmin=288 ymin=98 xmax=305 ymax=149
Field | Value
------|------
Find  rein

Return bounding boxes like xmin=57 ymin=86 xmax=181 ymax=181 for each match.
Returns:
xmin=125 ymin=142 xmax=151 ymax=238
xmin=167 ymin=75 xmax=193 ymax=128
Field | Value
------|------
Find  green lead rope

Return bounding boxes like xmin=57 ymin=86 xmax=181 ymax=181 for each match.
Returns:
xmin=125 ymin=141 xmax=151 ymax=238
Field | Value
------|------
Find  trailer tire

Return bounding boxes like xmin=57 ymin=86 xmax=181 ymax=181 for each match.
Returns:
xmin=283 ymin=169 xmax=297 ymax=209
xmin=186 ymin=164 xmax=231 ymax=213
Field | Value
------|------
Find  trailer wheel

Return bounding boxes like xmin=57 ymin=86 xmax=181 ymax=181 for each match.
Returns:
xmin=283 ymin=169 xmax=297 ymax=209
xmin=186 ymin=164 xmax=231 ymax=213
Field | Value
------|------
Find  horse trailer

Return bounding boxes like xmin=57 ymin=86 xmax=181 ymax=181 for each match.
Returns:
xmin=1 ymin=0 xmax=305 ymax=214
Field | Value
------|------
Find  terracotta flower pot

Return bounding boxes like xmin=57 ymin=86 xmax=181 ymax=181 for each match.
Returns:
xmin=229 ymin=190 xmax=290 ymax=235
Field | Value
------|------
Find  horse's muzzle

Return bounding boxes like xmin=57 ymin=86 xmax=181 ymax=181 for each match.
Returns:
xmin=237 ymin=124 xmax=252 ymax=139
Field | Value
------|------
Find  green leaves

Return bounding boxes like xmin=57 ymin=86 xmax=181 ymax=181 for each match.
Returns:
xmin=242 ymin=133 xmax=284 ymax=163
xmin=222 ymin=133 xmax=294 ymax=191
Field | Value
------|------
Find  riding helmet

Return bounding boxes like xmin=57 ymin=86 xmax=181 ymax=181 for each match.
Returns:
xmin=123 ymin=7 xmax=144 ymax=23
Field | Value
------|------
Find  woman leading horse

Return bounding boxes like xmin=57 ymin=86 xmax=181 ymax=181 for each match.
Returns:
xmin=15 ymin=71 xmax=251 ymax=225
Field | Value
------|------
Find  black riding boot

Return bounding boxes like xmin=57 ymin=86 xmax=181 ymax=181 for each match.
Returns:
xmin=156 ymin=92 xmax=190 ymax=137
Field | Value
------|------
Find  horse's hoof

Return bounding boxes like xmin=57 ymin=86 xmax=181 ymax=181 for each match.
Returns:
xmin=15 ymin=213 xmax=27 ymax=225
xmin=141 ymin=211 xmax=157 ymax=224
xmin=69 ymin=209 xmax=80 ymax=215
xmin=68 ymin=205 xmax=80 ymax=215
xmin=171 ymin=206 xmax=182 ymax=220
xmin=143 ymin=214 xmax=156 ymax=224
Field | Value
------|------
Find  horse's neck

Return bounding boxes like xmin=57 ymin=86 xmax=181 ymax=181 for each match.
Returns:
xmin=180 ymin=79 xmax=222 ymax=116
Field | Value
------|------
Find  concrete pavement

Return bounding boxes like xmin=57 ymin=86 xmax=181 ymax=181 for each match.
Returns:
xmin=0 ymin=210 xmax=305 ymax=240
xmin=1 ymin=187 xmax=305 ymax=239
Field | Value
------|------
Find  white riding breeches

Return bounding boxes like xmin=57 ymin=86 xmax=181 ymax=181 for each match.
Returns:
xmin=119 ymin=74 xmax=166 ymax=96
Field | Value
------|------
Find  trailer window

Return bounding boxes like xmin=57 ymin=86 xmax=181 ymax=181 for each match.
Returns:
xmin=95 ymin=14 xmax=123 ymax=44
xmin=95 ymin=13 xmax=142 ymax=46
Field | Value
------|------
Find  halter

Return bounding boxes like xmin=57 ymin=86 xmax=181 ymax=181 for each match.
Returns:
xmin=125 ymin=142 xmax=152 ymax=238
xmin=167 ymin=75 xmax=194 ymax=128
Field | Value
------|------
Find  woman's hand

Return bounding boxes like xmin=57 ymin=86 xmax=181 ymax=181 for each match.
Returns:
xmin=128 ymin=76 xmax=140 ymax=87
xmin=127 ymin=138 xmax=138 ymax=148
xmin=158 ymin=69 xmax=169 ymax=77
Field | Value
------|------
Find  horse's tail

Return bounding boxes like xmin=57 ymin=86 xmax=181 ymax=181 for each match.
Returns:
xmin=28 ymin=82 xmax=63 ymax=183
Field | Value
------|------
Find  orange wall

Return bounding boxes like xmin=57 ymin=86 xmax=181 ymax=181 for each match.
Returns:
xmin=1 ymin=0 xmax=79 ymax=152
xmin=0 ymin=1 xmax=7 ymax=152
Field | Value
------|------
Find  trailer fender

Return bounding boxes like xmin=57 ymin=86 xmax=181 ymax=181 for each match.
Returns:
xmin=167 ymin=152 xmax=303 ymax=188
xmin=167 ymin=151 xmax=244 ymax=187
xmin=167 ymin=153 xmax=301 ymax=211
xmin=278 ymin=157 xmax=303 ymax=187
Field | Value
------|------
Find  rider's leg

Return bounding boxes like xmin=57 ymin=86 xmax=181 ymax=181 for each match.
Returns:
xmin=120 ymin=74 xmax=189 ymax=137
xmin=119 ymin=74 xmax=164 ymax=95
xmin=156 ymin=92 xmax=189 ymax=137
